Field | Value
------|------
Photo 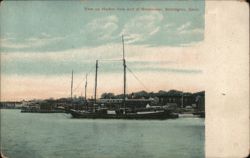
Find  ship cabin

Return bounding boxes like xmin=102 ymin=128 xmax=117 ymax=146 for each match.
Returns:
xmin=96 ymin=98 xmax=153 ymax=110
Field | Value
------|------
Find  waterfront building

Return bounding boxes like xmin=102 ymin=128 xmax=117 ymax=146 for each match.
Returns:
xmin=0 ymin=101 xmax=22 ymax=109
xmin=157 ymin=90 xmax=205 ymax=111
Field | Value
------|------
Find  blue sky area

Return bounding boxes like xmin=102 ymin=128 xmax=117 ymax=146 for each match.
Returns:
xmin=1 ymin=0 xmax=205 ymax=75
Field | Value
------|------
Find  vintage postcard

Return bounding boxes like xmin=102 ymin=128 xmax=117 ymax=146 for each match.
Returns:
xmin=0 ymin=0 xmax=248 ymax=158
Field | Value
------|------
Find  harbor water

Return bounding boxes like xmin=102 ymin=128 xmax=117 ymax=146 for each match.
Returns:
xmin=1 ymin=109 xmax=204 ymax=158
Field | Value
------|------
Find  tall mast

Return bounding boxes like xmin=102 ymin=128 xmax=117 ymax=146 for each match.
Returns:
xmin=181 ymin=92 xmax=184 ymax=108
xmin=94 ymin=60 xmax=98 ymax=104
xmin=84 ymin=74 xmax=88 ymax=100
xmin=71 ymin=70 xmax=74 ymax=99
xmin=122 ymin=35 xmax=126 ymax=113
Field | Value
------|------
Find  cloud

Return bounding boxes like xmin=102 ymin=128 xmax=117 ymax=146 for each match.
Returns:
xmin=128 ymin=61 xmax=202 ymax=74
xmin=2 ymin=42 xmax=204 ymax=76
xmin=179 ymin=28 xmax=204 ymax=35
xmin=82 ymin=15 xmax=119 ymax=41
xmin=2 ymin=43 xmax=130 ymax=62
xmin=177 ymin=22 xmax=191 ymax=31
xmin=163 ymin=23 xmax=174 ymax=31
xmin=121 ymin=12 xmax=163 ymax=44
xmin=1 ymin=38 xmax=208 ymax=101
xmin=1 ymin=34 xmax=64 ymax=49
xmin=1 ymin=38 xmax=31 ymax=49
xmin=176 ymin=22 xmax=203 ymax=35
xmin=134 ymin=66 xmax=202 ymax=74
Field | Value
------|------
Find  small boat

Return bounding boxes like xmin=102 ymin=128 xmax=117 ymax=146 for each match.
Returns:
xmin=21 ymin=106 xmax=65 ymax=113
xmin=21 ymin=108 xmax=65 ymax=113
xmin=178 ymin=113 xmax=197 ymax=118
xmin=193 ymin=111 xmax=205 ymax=118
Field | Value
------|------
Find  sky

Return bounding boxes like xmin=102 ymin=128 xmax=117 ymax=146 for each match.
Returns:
xmin=0 ymin=0 xmax=205 ymax=101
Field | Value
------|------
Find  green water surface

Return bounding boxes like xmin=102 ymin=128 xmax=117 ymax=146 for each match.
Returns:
xmin=1 ymin=109 xmax=204 ymax=158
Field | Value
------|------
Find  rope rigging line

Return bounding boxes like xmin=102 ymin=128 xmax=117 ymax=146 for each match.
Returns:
xmin=72 ymin=65 xmax=95 ymax=93
xmin=73 ymin=78 xmax=84 ymax=92
xmin=98 ymin=59 xmax=123 ymax=62
xmin=126 ymin=65 xmax=149 ymax=91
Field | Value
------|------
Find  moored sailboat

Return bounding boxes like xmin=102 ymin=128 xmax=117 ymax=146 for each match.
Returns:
xmin=68 ymin=36 xmax=178 ymax=119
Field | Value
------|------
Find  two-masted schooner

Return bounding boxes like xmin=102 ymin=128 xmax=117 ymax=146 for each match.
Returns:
xmin=68 ymin=36 xmax=178 ymax=119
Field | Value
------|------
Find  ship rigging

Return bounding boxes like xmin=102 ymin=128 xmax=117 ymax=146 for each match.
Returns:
xmin=68 ymin=35 xmax=178 ymax=119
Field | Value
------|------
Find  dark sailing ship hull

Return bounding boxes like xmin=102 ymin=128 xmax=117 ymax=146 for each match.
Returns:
xmin=69 ymin=110 xmax=178 ymax=120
